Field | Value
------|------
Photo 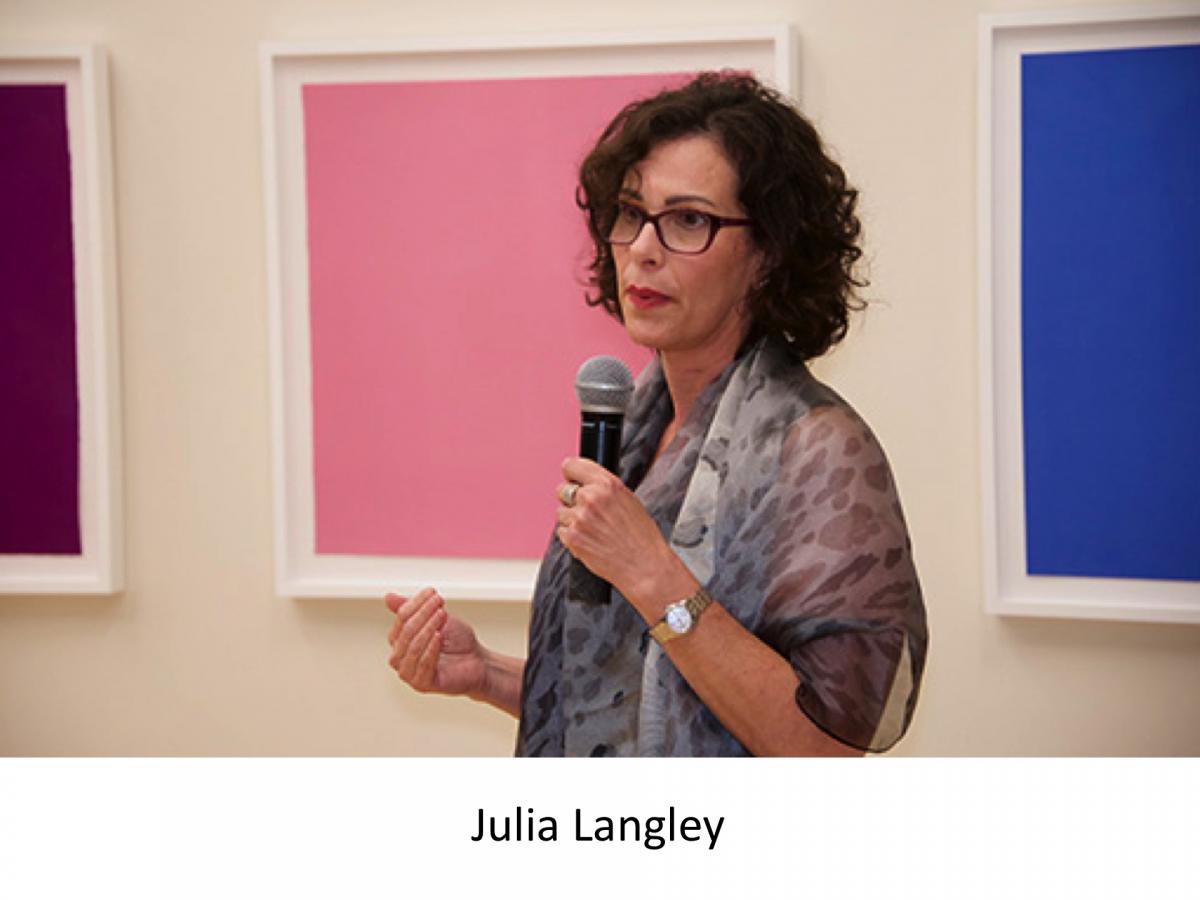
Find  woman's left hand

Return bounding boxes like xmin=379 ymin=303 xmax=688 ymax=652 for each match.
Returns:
xmin=555 ymin=457 xmax=684 ymax=607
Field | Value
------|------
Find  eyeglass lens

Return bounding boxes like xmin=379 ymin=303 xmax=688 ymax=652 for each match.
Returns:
xmin=608 ymin=207 xmax=714 ymax=253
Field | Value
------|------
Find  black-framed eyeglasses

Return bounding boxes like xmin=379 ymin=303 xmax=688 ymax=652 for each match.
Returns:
xmin=606 ymin=203 xmax=753 ymax=255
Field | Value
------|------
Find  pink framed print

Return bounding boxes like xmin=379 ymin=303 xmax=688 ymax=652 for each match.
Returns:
xmin=260 ymin=28 xmax=792 ymax=599
xmin=0 ymin=46 xmax=122 ymax=595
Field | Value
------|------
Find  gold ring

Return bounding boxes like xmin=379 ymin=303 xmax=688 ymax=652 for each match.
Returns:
xmin=562 ymin=482 xmax=580 ymax=507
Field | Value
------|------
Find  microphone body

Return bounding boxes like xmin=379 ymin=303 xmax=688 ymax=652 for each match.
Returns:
xmin=568 ymin=357 xmax=633 ymax=606
xmin=579 ymin=412 xmax=623 ymax=474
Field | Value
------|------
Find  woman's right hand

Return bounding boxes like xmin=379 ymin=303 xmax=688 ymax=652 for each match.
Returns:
xmin=385 ymin=588 xmax=486 ymax=698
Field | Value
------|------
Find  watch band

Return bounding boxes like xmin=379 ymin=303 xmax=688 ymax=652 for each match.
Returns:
xmin=649 ymin=586 xmax=713 ymax=645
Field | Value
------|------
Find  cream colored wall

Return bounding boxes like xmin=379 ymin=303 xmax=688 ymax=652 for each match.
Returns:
xmin=1 ymin=0 xmax=1197 ymax=756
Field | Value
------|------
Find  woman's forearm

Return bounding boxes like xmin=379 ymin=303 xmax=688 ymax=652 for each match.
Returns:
xmin=470 ymin=648 xmax=525 ymax=719
xmin=625 ymin=556 xmax=860 ymax=757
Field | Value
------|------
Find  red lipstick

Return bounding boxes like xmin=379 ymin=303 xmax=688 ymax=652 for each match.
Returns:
xmin=626 ymin=285 xmax=670 ymax=310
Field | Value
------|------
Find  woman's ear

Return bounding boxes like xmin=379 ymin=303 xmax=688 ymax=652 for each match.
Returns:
xmin=750 ymin=250 xmax=774 ymax=294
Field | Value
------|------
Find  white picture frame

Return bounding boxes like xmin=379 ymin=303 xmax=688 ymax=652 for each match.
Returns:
xmin=977 ymin=5 xmax=1200 ymax=623
xmin=260 ymin=26 xmax=793 ymax=600
xmin=0 ymin=46 xmax=123 ymax=595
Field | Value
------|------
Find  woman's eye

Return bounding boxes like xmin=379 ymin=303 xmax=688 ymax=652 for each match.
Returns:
xmin=616 ymin=203 xmax=643 ymax=224
xmin=671 ymin=209 xmax=710 ymax=231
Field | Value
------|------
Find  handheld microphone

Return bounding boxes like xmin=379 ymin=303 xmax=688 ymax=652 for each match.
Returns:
xmin=568 ymin=355 xmax=634 ymax=605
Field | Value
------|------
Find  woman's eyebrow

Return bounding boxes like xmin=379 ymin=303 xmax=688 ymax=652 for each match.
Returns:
xmin=617 ymin=187 xmax=719 ymax=209
xmin=664 ymin=193 xmax=718 ymax=208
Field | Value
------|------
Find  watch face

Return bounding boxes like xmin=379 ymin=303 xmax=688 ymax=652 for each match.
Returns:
xmin=665 ymin=605 xmax=693 ymax=634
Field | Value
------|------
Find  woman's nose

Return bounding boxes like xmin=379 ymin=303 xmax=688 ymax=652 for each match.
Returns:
xmin=628 ymin=217 xmax=664 ymax=263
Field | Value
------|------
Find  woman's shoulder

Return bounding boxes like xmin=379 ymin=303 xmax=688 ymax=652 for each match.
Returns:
xmin=750 ymin=343 xmax=897 ymax=491
xmin=757 ymin=341 xmax=874 ymax=436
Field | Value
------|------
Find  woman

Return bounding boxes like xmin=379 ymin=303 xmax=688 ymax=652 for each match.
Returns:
xmin=385 ymin=72 xmax=927 ymax=756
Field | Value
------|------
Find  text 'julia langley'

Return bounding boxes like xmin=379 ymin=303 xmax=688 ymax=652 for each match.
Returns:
xmin=470 ymin=806 xmax=724 ymax=850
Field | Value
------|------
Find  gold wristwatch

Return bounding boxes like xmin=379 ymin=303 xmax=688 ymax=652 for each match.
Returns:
xmin=649 ymin=586 xmax=713 ymax=645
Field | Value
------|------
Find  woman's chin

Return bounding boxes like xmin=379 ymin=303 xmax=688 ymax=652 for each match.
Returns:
xmin=622 ymin=326 xmax=670 ymax=353
xmin=620 ymin=315 xmax=673 ymax=351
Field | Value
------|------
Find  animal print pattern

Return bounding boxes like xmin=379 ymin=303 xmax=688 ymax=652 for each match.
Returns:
xmin=515 ymin=337 xmax=927 ymax=756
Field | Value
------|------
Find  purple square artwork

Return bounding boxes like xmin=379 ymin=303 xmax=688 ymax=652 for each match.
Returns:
xmin=0 ymin=84 xmax=81 ymax=555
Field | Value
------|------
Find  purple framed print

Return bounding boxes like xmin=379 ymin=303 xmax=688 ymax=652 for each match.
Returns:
xmin=0 ymin=46 xmax=123 ymax=594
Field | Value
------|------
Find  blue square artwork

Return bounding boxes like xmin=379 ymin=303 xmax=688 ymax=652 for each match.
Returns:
xmin=1021 ymin=43 xmax=1200 ymax=581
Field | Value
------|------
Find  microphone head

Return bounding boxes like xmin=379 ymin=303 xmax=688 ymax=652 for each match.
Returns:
xmin=575 ymin=355 xmax=634 ymax=414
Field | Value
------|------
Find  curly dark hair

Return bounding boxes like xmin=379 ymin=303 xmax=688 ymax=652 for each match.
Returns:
xmin=577 ymin=71 xmax=866 ymax=361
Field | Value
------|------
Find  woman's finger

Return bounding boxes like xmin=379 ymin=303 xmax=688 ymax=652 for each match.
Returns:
xmin=394 ymin=599 xmax=442 ymax=660
xmin=386 ymin=587 xmax=438 ymax=643
xmin=384 ymin=592 xmax=405 ymax=613
xmin=389 ymin=590 xmax=442 ymax=648
xmin=556 ymin=525 xmax=575 ymax=555
xmin=411 ymin=628 xmax=444 ymax=691
xmin=393 ymin=606 xmax=444 ymax=682
xmin=388 ymin=586 xmax=434 ymax=617
xmin=562 ymin=456 xmax=607 ymax=485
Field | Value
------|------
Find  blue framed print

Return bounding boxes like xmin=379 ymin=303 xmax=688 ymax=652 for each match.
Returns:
xmin=979 ymin=7 xmax=1200 ymax=622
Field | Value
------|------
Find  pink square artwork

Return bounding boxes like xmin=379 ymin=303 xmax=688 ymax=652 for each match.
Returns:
xmin=303 ymin=72 xmax=691 ymax=559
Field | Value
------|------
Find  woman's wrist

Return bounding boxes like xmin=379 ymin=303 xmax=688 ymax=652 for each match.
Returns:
xmin=470 ymin=647 xmax=524 ymax=717
xmin=622 ymin=550 xmax=699 ymax=625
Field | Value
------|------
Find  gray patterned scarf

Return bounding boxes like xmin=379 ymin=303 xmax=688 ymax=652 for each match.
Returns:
xmin=516 ymin=336 xmax=927 ymax=756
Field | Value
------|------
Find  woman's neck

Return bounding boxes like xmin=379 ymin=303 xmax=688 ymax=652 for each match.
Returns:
xmin=658 ymin=342 xmax=740 ymax=438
